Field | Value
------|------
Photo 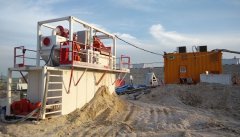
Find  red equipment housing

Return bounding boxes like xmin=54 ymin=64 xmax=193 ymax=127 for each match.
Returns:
xmin=93 ymin=36 xmax=111 ymax=56
xmin=11 ymin=99 xmax=41 ymax=115
xmin=60 ymin=41 xmax=81 ymax=65
xmin=56 ymin=25 xmax=69 ymax=38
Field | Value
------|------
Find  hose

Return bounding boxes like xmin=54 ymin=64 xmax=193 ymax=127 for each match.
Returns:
xmin=44 ymin=45 xmax=56 ymax=66
xmin=0 ymin=107 xmax=40 ymax=124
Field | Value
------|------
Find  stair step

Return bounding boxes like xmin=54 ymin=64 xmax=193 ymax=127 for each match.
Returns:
xmin=49 ymin=75 xmax=63 ymax=78
xmin=48 ymin=89 xmax=62 ymax=92
xmin=45 ymin=110 xmax=61 ymax=115
xmin=46 ymin=103 xmax=62 ymax=108
xmin=48 ymin=82 xmax=62 ymax=84
xmin=47 ymin=96 xmax=62 ymax=99
xmin=46 ymin=114 xmax=61 ymax=118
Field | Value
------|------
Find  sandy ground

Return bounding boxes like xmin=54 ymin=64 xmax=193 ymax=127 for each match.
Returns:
xmin=0 ymin=84 xmax=240 ymax=137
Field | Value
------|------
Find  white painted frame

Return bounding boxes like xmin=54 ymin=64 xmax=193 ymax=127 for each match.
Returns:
xmin=36 ymin=16 xmax=117 ymax=68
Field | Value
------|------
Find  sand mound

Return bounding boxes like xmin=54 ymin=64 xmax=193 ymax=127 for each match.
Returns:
xmin=67 ymin=86 xmax=126 ymax=124
xmin=177 ymin=84 xmax=240 ymax=111
xmin=140 ymin=84 xmax=240 ymax=116
xmin=1 ymin=84 xmax=240 ymax=137
xmin=139 ymin=84 xmax=238 ymax=109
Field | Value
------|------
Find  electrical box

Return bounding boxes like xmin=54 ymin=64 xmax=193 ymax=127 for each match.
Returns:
xmin=40 ymin=35 xmax=67 ymax=66
xmin=77 ymin=31 xmax=89 ymax=46
xmin=177 ymin=46 xmax=187 ymax=53
xmin=197 ymin=46 xmax=207 ymax=52
xmin=41 ymin=35 xmax=67 ymax=49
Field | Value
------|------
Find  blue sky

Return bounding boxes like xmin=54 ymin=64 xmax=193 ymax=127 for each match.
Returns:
xmin=0 ymin=0 xmax=240 ymax=74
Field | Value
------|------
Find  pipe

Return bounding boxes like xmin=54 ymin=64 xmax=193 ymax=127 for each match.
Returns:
xmin=213 ymin=49 xmax=240 ymax=54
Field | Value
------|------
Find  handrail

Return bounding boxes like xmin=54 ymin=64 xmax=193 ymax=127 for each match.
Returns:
xmin=14 ymin=46 xmax=40 ymax=68
xmin=59 ymin=41 xmax=112 ymax=67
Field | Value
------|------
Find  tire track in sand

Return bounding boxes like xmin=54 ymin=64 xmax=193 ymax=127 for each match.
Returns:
xmin=124 ymin=104 xmax=136 ymax=122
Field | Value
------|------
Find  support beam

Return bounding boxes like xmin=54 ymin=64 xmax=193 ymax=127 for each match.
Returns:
xmin=68 ymin=17 xmax=73 ymax=62
xmin=95 ymin=71 xmax=107 ymax=85
xmin=72 ymin=16 xmax=114 ymax=38
xmin=74 ymin=69 xmax=87 ymax=86
xmin=40 ymin=71 xmax=49 ymax=119
xmin=36 ymin=24 xmax=41 ymax=66
xmin=112 ymin=72 xmax=122 ymax=85
xmin=38 ymin=16 xmax=70 ymax=25
xmin=42 ymin=24 xmax=55 ymax=29
xmin=19 ymin=71 xmax=28 ymax=84
xmin=6 ymin=69 xmax=12 ymax=115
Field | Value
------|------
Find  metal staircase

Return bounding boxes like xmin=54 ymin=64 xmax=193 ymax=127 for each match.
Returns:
xmin=41 ymin=70 xmax=63 ymax=119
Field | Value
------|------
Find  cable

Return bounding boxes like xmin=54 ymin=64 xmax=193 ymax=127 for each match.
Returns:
xmin=0 ymin=107 xmax=40 ymax=124
xmin=115 ymin=35 xmax=231 ymax=60
xmin=115 ymin=35 xmax=164 ymax=56
xmin=44 ymin=45 xmax=56 ymax=66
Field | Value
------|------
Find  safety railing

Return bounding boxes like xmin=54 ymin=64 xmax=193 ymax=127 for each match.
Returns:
xmin=120 ymin=55 xmax=131 ymax=69
xmin=14 ymin=46 xmax=39 ymax=68
xmin=60 ymin=41 xmax=113 ymax=69
xmin=59 ymin=41 xmax=130 ymax=71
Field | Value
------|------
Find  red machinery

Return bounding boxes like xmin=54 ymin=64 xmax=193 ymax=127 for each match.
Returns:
xmin=56 ymin=25 xmax=69 ymax=38
xmin=93 ymin=36 xmax=111 ymax=56
xmin=11 ymin=99 xmax=41 ymax=115
xmin=115 ymin=79 xmax=125 ymax=87
xmin=60 ymin=41 xmax=81 ymax=65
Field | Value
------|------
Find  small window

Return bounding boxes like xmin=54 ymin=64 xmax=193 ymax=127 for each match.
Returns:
xmin=180 ymin=66 xmax=187 ymax=73
xmin=168 ymin=55 xmax=175 ymax=60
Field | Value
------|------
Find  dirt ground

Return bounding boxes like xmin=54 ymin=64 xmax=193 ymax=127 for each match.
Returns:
xmin=0 ymin=84 xmax=240 ymax=137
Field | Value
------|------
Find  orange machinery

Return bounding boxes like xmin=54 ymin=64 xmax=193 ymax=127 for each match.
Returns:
xmin=164 ymin=47 xmax=222 ymax=84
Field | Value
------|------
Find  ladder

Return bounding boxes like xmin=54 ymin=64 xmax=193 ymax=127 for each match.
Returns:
xmin=41 ymin=70 xmax=63 ymax=119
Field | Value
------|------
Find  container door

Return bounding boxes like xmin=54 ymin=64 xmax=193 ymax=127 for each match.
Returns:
xmin=179 ymin=65 xmax=187 ymax=78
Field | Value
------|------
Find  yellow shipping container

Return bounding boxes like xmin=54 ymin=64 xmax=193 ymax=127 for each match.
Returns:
xmin=164 ymin=51 xmax=222 ymax=84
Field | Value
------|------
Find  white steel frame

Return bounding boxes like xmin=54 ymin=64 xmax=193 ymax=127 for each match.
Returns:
xmin=36 ymin=16 xmax=117 ymax=69
xmin=6 ymin=16 xmax=129 ymax=118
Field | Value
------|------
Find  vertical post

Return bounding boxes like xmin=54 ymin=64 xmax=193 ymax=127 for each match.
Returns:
xmin=41 ymin=70 xmax=49 ymax=119
xmin=69 ymin=16 xmax=73 ymax=63
xmin=36 ymin=23 xmax=41 ymax=66
xmin=14 ymin=47 xmax=16 ymax=68
xmin=89 ymin=27 xmax=93 ymax=64
xmin=113 ymin=37 xmax=116 ymax=57
xmin=89 ymin=27 xmax=93 ymax=50
xmin=113 ymin=37 xmax=117 ymax=69
xmin=6 ymin=69 xmax=12 ymax=115
xmin=23 ymin=47 xmax=25 ymax=67
xmin=40 ymin=66 xmax=47 ymax=119
xmin=120 ymin=55 xmax=123 ymax=70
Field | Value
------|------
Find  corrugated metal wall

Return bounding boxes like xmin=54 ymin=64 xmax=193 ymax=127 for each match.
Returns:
xmin=164 ymin=51 xmax=222 ymax=84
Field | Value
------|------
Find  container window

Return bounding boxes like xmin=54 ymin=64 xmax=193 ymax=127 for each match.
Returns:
xmin=180 ymin=66 xmax=187 ymax=73
xmin=168 ymin=55 xmax=175 ymax=60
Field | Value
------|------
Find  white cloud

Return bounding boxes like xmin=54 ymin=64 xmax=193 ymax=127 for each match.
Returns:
xmin=0 ymin=1 xmax=239 ymax=74
xmin=149 ymin=24 xmax=240 ymax=58
xmin=0 ymin=0 xmax=60 ymax=74
xmin=0 ymin=1 xmax=58 ymax=45
xmin=114 ymin=33 xmax=137 ymax=41
xmin=114 ymin=32 xmax=143 ymax=50
xmin=149 ymin=24 xmax=200 ymax=51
